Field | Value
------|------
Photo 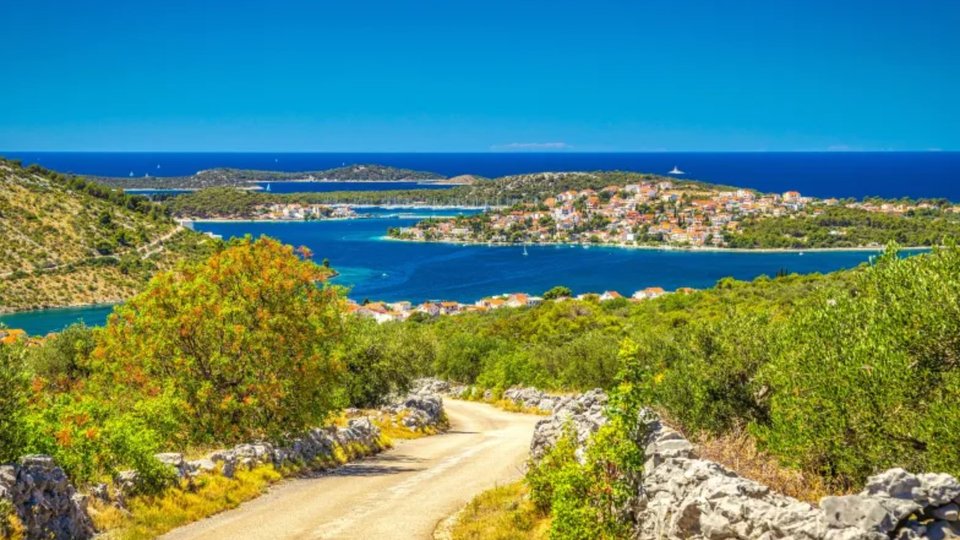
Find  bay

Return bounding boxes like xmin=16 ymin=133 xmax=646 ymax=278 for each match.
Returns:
xmin=1 ymin=216 xmax=905 ymax=335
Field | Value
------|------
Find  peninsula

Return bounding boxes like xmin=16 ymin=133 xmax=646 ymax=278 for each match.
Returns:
xmin=385 ymin=175 xmax=960 ymax=250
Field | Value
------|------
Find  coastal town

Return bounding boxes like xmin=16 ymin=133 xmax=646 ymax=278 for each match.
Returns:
xmin=387 ymin=179 xmax=960 ymax=248
xmin=345 ymin=285 xmax=692 ymax=323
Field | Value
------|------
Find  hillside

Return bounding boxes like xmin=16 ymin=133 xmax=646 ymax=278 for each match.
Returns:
xmin=0 ymin=159 xmax=219 ymax=312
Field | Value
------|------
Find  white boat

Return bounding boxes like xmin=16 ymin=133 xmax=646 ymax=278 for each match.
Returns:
xmin=265 ymin=183 xmax=271 ymax=192
xmin=668 ymin=166 xmax=685 ymax=175
xmin=523 ymin=244 xmax=529 ymax=256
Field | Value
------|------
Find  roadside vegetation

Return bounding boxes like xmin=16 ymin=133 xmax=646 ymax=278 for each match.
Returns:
xmin=442 ymin=244 xmax=960 ymax=538
xmin=0 ymin=237 xmax=421 ymax=498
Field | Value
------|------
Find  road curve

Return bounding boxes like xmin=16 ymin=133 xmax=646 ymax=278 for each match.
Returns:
xmin=161 ymin=400 xmax=541 ymax=540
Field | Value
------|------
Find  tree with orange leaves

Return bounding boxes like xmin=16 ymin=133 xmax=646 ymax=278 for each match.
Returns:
xmin=89 ymin=236 xmax=346 ymax=446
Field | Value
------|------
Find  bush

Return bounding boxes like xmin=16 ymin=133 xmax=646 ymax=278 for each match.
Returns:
xmin=757 ymin=246 xmax=960 ymax=484
xmin=619 ymin=311 xmax=773 ymax=433
xmin=24 ymin=392 xmax=177 ymax=489
xmin=87 ymin=236 xmax=346 ymax=446
xmin=24 ymin=323 xmax=94 ymax=390
xmin=340 ymin=319 xmax=434 ymax=407
xmin=0 ymin=344 xmax=28 ymax=463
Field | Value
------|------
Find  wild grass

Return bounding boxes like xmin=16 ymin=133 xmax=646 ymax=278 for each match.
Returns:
xmin=449 ymin=481 xmax=549 ymax=540
xmin=692 ymin=424 xmax=842 ymax=503
xmin=373 ymin=410 xmax=449 ymax=441
xmin=92 ymin=465 xmax=282 ymax=540
xmin=0 ymin=499 xmax=24 ymax=540
xmin=491 ymin=400 xmax=551 ymax=416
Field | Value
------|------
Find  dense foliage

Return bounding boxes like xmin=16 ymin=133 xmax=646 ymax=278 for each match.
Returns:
xmin=617 ymin=245 xmax=960 ymax=487
xmin=729 ymin=206 xmax=960 ymax=249
xmin=0 ymin=237 xmax=376 ymax=490
xmin=91 ymin=237 xmax=344 ymax=445
xmin=0 ymin=344 xmax=28 ymax=463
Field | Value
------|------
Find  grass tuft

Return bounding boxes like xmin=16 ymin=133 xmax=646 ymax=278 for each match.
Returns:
xmin=449 ymin=481 xmax=550 ymax=540
xmin=94 ymin=465 xmax=282 ymax=540
xmin=692 ymin=424 xmax=841 ymax=503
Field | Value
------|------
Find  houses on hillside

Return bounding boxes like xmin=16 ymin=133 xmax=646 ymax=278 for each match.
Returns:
xmin=346 ymin=286 xmax=695 ymax=324
xmin=393 ymin=180 xmax=818 ymax=248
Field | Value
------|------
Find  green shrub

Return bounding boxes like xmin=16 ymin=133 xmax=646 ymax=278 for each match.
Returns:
xmin=619 ymin=311 xmax=773 ymax=433
xmin=23 ymin=391 xmax=177 ymax=489
xmin=340 ymin=319 xmax=434 ymax=407
xmin=526 ymin=359 xmax=645 ymax=539
xmin=757 ymin=246 xmax=960 ymax=484
xmin=0 ymin=344 xmax=28 ymax=463
xmin=24 ymin=323 xmax=94 ymax=388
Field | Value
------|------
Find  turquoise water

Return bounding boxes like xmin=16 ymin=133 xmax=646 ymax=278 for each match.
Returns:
xmin=0 ymin=305 xmax=117 ymax=336
xmin=1 ymin=215 xmax=911 ymax=335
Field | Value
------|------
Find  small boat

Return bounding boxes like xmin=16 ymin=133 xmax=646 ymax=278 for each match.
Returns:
xmin=129 ymin=171 xmax=134 ymax=177
xmin=265 ymin=183 xmax=271 ymax=192
xmin=668 ymin=166 xmax=685 ymax=175
xmin=798 ymin=252 xmax=804 ymax=256
xmin=156 ymin=164 xmax=161 ymax=169
xmin=523 ymin=244 xmax=529 ymax=256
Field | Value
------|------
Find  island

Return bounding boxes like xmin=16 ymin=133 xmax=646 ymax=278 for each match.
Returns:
xmin=93 ymin=164 xmax=470 ymax=190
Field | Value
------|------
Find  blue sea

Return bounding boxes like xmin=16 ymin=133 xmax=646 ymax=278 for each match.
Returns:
xmin=0 ymin=215 xmax=914 ymax=335
xmin=3 ymin=151 xmax=960 ymax=199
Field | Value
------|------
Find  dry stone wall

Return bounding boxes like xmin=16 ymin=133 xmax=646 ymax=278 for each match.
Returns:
xmin=519 ymin=385 xmax=960 ymax=540
xmin=0 ymin=456 xmax=95 ymax=540
xmin=2 ymin=389 xmax=446 ymax=539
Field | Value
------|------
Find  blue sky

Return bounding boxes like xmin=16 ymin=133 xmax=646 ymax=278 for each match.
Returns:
xmin=1 ymin=0 xmax=957 ymax=151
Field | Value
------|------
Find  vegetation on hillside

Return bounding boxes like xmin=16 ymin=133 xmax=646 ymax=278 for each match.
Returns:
xmin=728 ymin=205 xmax=960 ymax=248
xmin=94 ymin=164 xmax=446 ymax=190
xmin=0 ymin=158 xmax=218 ymax=312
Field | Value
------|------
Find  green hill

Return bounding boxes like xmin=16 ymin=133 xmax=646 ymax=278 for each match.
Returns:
xmin=0 ymin=159 xmax=219 ymax=313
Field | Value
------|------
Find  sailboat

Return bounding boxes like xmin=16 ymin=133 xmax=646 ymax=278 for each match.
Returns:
xmin=523 ymin=244 xmax=529 ymax=256
xmin=265 ymin=183 xmax=272 ymax=192
xmin=668 ymin=166 xmax=685 ymax=175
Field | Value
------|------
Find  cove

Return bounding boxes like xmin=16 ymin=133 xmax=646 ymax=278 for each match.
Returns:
xmin=1 ymin=216 xmax=918 ymax=335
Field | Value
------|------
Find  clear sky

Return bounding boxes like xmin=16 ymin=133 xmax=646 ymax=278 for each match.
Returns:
xmin=1 ymin=0 xmax=957 ymax=152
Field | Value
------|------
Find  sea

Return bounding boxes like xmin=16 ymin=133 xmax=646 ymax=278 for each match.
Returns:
xmin=1 ymin=152 xmax=955 ymax=334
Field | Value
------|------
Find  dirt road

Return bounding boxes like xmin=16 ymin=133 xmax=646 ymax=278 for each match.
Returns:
xmin=161 ymin=400 xmax=541 ymax=540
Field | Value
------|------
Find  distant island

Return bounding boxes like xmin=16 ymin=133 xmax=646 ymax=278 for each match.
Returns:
xmin=94 ymin=164 xmax=472 ymax=190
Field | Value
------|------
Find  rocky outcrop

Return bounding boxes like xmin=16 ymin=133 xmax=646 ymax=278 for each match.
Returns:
xmin=0 ymin=455 xmax=95 ymax=540
xmin=386 ymin=393 xmax=446 ymax=430
xmin=411 ymin=378 xmax=467 ymax=399
xmin=527 ymin=390 xmax=960 ymax=540
xmin=527 ymin=389 xmax=608 ymax=461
